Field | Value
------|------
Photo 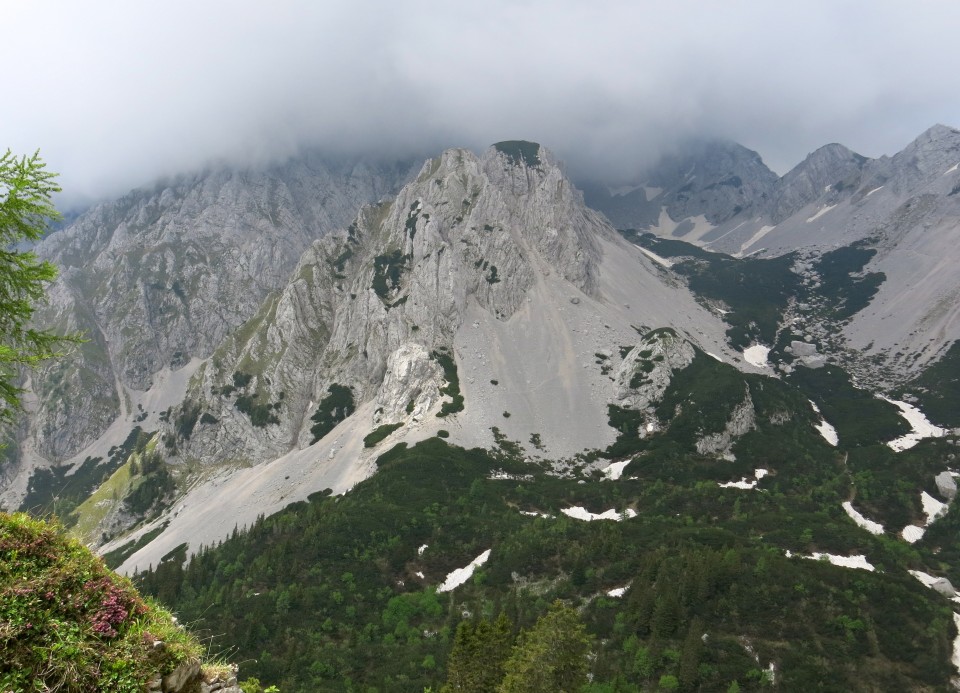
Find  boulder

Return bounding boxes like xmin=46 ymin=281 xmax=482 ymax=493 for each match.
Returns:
xmin=935 ymin=471 xmax=957 ymax=501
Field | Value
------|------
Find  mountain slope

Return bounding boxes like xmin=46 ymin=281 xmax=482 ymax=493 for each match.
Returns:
xmin=2 ymin=154 xmax=413 ymax=510
xmin=100 ymin=142 xmax=747 ymax=573
xmin=586 ymin=125 xmax=960 ymax=381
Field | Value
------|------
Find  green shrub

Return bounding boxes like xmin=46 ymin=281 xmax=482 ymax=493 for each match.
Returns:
xmin=364 ymin=423 xmax=403 ymax=448
xmin=310 ymin=384 xmax=356 ymax=443
xmin=0 ymin=512 xmax=208 ymax=692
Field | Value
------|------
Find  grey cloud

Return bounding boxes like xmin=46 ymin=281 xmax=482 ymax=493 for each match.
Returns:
xmin=3 ymin=1 xmax=959 ymax=209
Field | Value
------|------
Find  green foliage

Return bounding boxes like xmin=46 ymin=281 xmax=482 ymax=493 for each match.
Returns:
xmin=19 ymin=455 xmax=111 ymax=518
xmin=605 ymin=405 xmax=646 ymax=458
xmin=499 ymin=601 xmax=592 ymax=692
xmin=221 ymin=370 xmax=280 ymax=427
xmin=445 ymin=613 xmax=513 ymax=692
xmin=131 ymin=357 xmax=960 ymax=692
xmin=624 ymin=231 xmax=798 ymax=349
xmin=788 ymin=364 xmax=909 ymax=447
xmin=814 ymin=244 xmax=884 ymax=320
xmin=902 ymin=340 xmax=960 ymax=427
xmin=310 ymin=384 xmax=356 ymax=443
xmin=20 ymin=427 xmax=149 ymax=519
xmin=123 ymin=450 xmax=175 ymax=517
xmin=493 ymin=141 xmax=542 ymax=168
xmin=101 ymin=522 xmax=170 ymax=570
xmin=0 ymin=150 xmax=81 ymax=428
xmin=373 ymin=249 xmax=409 ymax=301
xmin=0 ymin=512 xmax=207 ymax=692
xmin=235 ymin=393 xmax=280 ymax=427
xmin=364 ymin=422 xmax=403 ymax=447
xmin=433 ymin=349 xmax=465 ymax=416
xmin=174 ymin=400 xmax=201 ymax=439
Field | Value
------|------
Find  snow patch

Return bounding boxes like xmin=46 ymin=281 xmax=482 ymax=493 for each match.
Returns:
xmin=800 ymin=552 xmax=876 ymax=572
xmin=922 ymin=491 xmax=948 ymax=524
xmin=561 ymin=506 xmax=638 ymax=522
xmin=706 ymin=352 xmax=723 ymax=362
xmin=883 ymin=397 xmax=945 ymax=451
xmin=418 ymin=544 xmax=428 ymax=556
xmin=953 ymin=613 xmax=960 ymax=676
xmin=437 ymin=549 xmax=491 ymax=593
xmin=902 ymin=525 xmax=925 ymax=543
xmin=842 ymin=502 xmax=884 ymax=535
xmin=718 ymin=468 xmax=769 ymax=490
xmin=415 ymin=571 xmax=425 ymax=579
xmin=945 ymin=162 xmax=959 ymax=175
xmin=603 ymin=460 xmax=632 ymax=481
xmin=489 ymin=470 xmax=533 ymax=481
xmin=743 ymin=344 xmax=770 ymax=368
xmin=607 ymin=586 xmax=629 ymax=598
xmin=909 ymin=569 xmax=937 ymax=587
xmin=808 ymin=401 xmax=839 ymax=446
xmin=519 ymin=510 xmax=554 ymax=518
xmin=634 ymin=244 xmax=675 ymax=268
xmin=865 ymin=185 xmax=884 ymax=196
xmin=907 ymin=570 xmax=960 ymax=601
xmin=735 ymin=225 xmax=776 ymax=257
xmin=806 ymin=204 xmax=837 ymax=223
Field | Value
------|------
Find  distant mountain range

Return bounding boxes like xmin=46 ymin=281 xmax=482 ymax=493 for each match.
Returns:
xmin=3 ymin=127 xmax=960 ymax=690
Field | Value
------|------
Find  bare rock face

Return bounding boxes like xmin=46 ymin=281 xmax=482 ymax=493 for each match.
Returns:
xmin=584 ymin=125 xmax=960 ymax=380
xmin=171 ymin=142 xmax=611 ymax=466
xmin=373 ymin=343 xmax=444 ymax=425
xmin=15 ymin=156 xmax=413 ymax=467
xmin=695 ymin=387 xmax=757 ymax=459
xmin=768 ymin=143 xmax=868 ymax=223
xmin=615 ymin=328 xmax=696 ymax=413
xmin=583 ymin=139 xmax=779 ymax=230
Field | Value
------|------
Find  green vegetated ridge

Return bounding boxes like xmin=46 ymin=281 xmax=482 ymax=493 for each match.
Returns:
xmin=622 ymin=231 xmax=885 ymax=353
xmin=18 ymin=426 xmax=148 ymax=518
xmin=0 ymin=512 xmax=218 ymax=692
xmin=19 ymin=427 xmax=177 ymax=549
xmin=134 ymin=350 xmax=960 ymax=692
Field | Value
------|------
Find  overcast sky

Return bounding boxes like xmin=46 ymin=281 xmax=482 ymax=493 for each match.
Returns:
xmin=3 ymin=1 xmax=959 ymax=208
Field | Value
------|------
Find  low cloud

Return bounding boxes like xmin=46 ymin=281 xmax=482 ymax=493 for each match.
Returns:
xmin=4 ymin=1 xmax=959 ymax=208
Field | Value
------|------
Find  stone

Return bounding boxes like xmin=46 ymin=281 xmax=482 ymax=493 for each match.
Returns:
xmin=931 ymin=577 xmax=957 ymax=597
xmin=161 ymin=658 xmax=200 ymax=693
xmin=935 ymin=471 xmax=957 ymax=501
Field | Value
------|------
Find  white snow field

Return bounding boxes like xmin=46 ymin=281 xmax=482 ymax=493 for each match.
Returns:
xmin=842 ymin=502 xmax=884 ymax=535
xmin=743 ymin=344 xmax=770 ymax=368
xmin=561 ymin=506 xmax=638 ymax=522
xmin=883 ymin=397 xmax=945 ymax=451
xmin=808 ymin=400 xmax=839 ymax=446
xmin=718 ymin=469 xmax=769 ymax=490
xmin=437 ymin=549 xmax=491 ymax=593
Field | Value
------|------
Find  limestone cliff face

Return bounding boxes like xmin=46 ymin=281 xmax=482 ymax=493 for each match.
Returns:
xmin=20 ymin=156 xmax=412 ymax=464
xmin=171 ymin=143 xmax=611 ymax=465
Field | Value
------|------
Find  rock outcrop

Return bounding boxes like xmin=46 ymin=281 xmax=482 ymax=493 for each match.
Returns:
xmin=170 ymin=142 xmax=610 ymax=466
xmin=2 ymin=154 xmax=413 ymax=509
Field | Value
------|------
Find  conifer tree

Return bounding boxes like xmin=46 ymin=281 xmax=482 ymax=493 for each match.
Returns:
xmin=498 ymin=600 xmax=592 ymax=693
xmin=0 ymin=150 xmax=77 ymax=427
xmin=444 ymin=612 xmax=513 ymax=692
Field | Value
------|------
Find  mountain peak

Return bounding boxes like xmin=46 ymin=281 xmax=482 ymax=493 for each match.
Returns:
xmin=769 ymin=142 xmax=868 ymax=222
xmin=491 ymin=140 xmax=544 ymax=168
xmin=914 ymin=123 xmax=960 ymax=144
